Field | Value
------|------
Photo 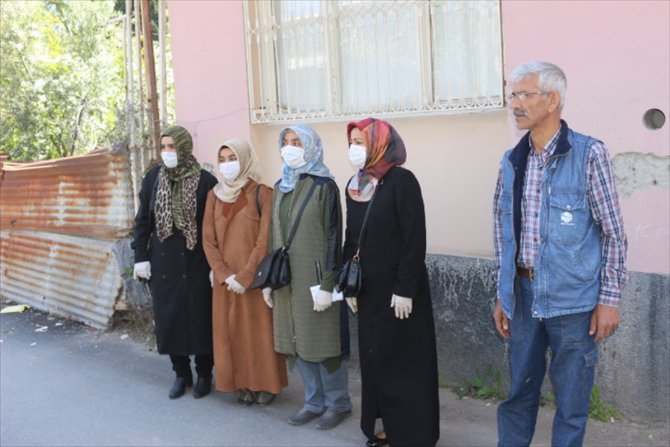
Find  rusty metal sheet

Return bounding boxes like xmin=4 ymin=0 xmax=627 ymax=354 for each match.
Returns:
xmin=0 ymin=148 xmax=134 ymax=239
xmin=0 ymin=230 xmax=122 ymax=329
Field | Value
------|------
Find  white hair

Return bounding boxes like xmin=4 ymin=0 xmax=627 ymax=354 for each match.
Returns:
xmin=510 ymin=61 xmax=567 ymax=110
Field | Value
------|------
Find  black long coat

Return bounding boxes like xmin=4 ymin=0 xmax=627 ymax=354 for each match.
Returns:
xmin=132 ymin=165 xmax=218 ymax=356
xmin=343 ymin=166 xmax=439 ymax=447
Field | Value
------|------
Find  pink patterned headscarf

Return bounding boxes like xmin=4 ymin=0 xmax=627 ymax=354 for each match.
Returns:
xmin=346 ymin=118 xmax=406 ymax=201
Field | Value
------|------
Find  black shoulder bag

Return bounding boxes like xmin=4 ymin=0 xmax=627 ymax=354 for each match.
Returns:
xmin=336 ymin=185 xmax=379 ymax=297
xmin=251 ymin=181 xmax=318 ymax=290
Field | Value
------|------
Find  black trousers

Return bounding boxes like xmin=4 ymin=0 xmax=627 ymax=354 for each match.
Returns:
xmin=169 ymin=354 xmax=213 ymax=379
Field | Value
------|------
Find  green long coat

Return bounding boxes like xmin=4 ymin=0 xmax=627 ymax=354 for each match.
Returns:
xmin=270 ymin=175 xmax=347 ymax=363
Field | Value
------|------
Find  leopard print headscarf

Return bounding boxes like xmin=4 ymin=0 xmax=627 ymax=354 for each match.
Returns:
xmin=154 ymin=126 xmax=201 ymax=250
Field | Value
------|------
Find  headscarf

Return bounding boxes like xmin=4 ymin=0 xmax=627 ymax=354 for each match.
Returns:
xmin=154 ymin=125 xmax=202 ymax=250
xmin=346 ymin=117 xmax=406 ymax=202
xmin=213 ymin=138 xmax=261 ymax=203
xmin=278 ymin=124 xmax=333 ymax=193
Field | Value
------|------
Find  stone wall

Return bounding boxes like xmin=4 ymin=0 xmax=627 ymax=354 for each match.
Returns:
xmin=425 ymin=253 xmax=670 ymax=424
xmin=120 ymin=241 xmax=669 ymax=423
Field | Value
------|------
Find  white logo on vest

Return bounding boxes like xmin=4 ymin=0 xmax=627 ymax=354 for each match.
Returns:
xmin=560 ymin=211 xmax=574 ymax=225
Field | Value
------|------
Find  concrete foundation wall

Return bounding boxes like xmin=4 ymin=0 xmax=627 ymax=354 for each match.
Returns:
xmin=426 ymin=253 xmax=670 ymax=424
xmin=121 ymin=241 xmax=669 ymax=424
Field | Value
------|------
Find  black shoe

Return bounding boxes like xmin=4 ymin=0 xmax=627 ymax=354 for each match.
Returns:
xmin=366 ymin=435 xmax=389 ymax=447
xmin=315 ymin=408 xmax=352 ymax=430
xmin=193 ymin=376 xmax=212 ymax=399
xmin=287 ymin=408 xmax=322 ymax=426
xmin=237 ymin=389 xmax=255 ymax=406
xmin=169 ymin=376 xmax=193 ymax=399
xmin=254 ymin=391 xmax=277 ymax=406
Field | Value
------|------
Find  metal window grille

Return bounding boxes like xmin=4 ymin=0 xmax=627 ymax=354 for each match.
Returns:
xmin=244 ymin=0 xmax=503 ymax=123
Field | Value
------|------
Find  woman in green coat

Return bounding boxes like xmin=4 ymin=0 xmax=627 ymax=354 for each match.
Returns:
xmin=262 ymin=124 xmax=352 ymax=430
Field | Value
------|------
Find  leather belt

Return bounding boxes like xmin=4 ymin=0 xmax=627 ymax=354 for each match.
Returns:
xmin=517 ymin=266 xmax=535 ymax=281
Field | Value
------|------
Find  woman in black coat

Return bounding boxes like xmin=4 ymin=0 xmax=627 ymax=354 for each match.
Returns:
xmin=132 ymin=125 xmax=218 ymax=400
xmin=342 ymin=118 xmax=439 ymax=447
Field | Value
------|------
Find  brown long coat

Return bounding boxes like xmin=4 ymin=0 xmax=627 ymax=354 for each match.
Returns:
xmin=202 ymin=180 xmax=287 ymax=394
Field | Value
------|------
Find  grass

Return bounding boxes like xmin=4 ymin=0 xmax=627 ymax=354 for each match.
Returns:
xmin=452 ymin=370 xmax=620 ymax=423
xmin=589 ymin=384 xmax=621 ymax=422
xmin=455 ymin=365 xmax=507 ymax=401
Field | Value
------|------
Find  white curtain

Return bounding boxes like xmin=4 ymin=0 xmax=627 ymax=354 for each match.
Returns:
xmin=263 ymin=0 xmax=503 ymax=120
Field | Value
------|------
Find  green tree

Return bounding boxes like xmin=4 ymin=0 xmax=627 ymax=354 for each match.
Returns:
xmin=0 ymin=0 xmax=125 ymax=161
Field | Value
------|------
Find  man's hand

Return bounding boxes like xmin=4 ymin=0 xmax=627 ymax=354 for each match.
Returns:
xmin=589 ymin=304 xmax=620 ymax=343
xmin=493 ymin=298 xmax=509 ymax=339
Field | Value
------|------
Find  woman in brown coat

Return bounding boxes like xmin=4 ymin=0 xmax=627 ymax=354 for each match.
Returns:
xmin=203 ymin=138 xmax=287 ymax=405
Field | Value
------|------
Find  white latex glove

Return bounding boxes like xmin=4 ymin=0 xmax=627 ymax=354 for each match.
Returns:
xmin=262 ymin=288 xmax=273 ymax=308
xmin=391 ymin=294 xmax=413 ymax=319
xmin=225 ymin=274 xmax=246 ymax=294
xmin=133 ymin=261 xmax=151 ymax=280
xmin=209 ymin=271 xmax=214 ymax=287
xmin=345 ymin=297 xmax=358 ymax=314
xmin=313 ymin=290 xmax=333 ymax=312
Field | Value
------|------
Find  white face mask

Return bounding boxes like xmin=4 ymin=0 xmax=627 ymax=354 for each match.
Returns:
xmin=280 ymin=145 xmax=307 ymax=169
xmin=219 ymin=160 xmax=241 ymax=181
xmin=161 ymin=151 xmax=178 ymax=168
xmin=348 ymin=144 xmax=367 ymax=170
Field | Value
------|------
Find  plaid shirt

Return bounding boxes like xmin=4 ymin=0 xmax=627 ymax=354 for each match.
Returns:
xmin=494 ymin=133 xmax=628 ymax=307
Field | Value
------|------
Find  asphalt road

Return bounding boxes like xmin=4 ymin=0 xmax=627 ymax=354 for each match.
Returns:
xmin=1 ymin=305 xmax=667 ymax=447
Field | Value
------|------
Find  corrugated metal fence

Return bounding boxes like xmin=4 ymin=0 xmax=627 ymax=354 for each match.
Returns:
xmin=0 ymin=148 xmax=135 ymax=328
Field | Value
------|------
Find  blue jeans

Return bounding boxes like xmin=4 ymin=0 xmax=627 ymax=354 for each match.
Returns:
xmin=498 ymin=278 xmax=598 ymax=447
xmin=296 ymin=357 xmax=352 ymax=414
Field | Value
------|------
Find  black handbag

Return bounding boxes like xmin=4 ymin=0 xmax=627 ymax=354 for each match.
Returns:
xmin=337 ymin=185 xmax=379 ymax=297
xmin=251 ymin=182 xmax=318 ymax=290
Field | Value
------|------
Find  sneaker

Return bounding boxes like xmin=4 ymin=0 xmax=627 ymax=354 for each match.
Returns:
xmin=315 ymin=408 xmax=352 ymax=430
xmin=287 ymin=408 xmax=322 ymax=426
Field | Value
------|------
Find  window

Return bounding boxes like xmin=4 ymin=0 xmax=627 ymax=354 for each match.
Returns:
xmin=244 ymin=0 xmax=503 ymax=123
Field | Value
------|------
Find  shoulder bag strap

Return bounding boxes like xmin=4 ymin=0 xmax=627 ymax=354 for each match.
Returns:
xmin=284 ymin=180 xmax=319 ymax=250
xmin=256 ymin=184 xmax=262 ymax=216
xmin=353 ymin=184 xmax=379 ymax=259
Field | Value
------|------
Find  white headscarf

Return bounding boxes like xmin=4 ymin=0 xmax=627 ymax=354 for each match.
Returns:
xmin=213 ymin=138 xmax=261 ymax=203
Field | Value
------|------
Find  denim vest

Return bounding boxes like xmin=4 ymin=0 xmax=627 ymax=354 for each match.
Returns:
xmin=498 ymin=120 xmax=602 ymax=319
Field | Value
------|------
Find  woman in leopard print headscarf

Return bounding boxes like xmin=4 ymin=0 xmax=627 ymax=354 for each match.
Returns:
xmin=132 ymin=125 xmax=218 ymax=400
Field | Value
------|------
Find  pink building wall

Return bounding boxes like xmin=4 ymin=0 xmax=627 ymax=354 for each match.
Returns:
xmin=502 ymin=0 xmax=670 ymax=274
xmin=167 ymin=0 xmax=251 ymax=169
xmin=167 ymin=0 xmax=669 ymax=275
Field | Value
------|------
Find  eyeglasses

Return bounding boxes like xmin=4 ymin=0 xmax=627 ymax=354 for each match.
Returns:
xmin=506 ymin=91 xmax=548 ymax=102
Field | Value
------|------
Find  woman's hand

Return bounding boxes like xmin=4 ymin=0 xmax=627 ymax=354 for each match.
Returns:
xmin=313 ymin=290 xmax=333 ymax=312
xmin=225 ymin=275 xmax=246 ymax=294
xmin=262 ymin=288 xmax=273 ymax=308
xmin=390 ymin=295 xmax=412 ymax=319
xmin=133 ymin=261 xmax=151 ymax=280
xmin=345 ymin=297 xmax=358 ymax=313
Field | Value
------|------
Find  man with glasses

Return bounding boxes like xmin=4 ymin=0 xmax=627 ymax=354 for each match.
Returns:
xmin=492 ymin=61 xmax=628 ymax=447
